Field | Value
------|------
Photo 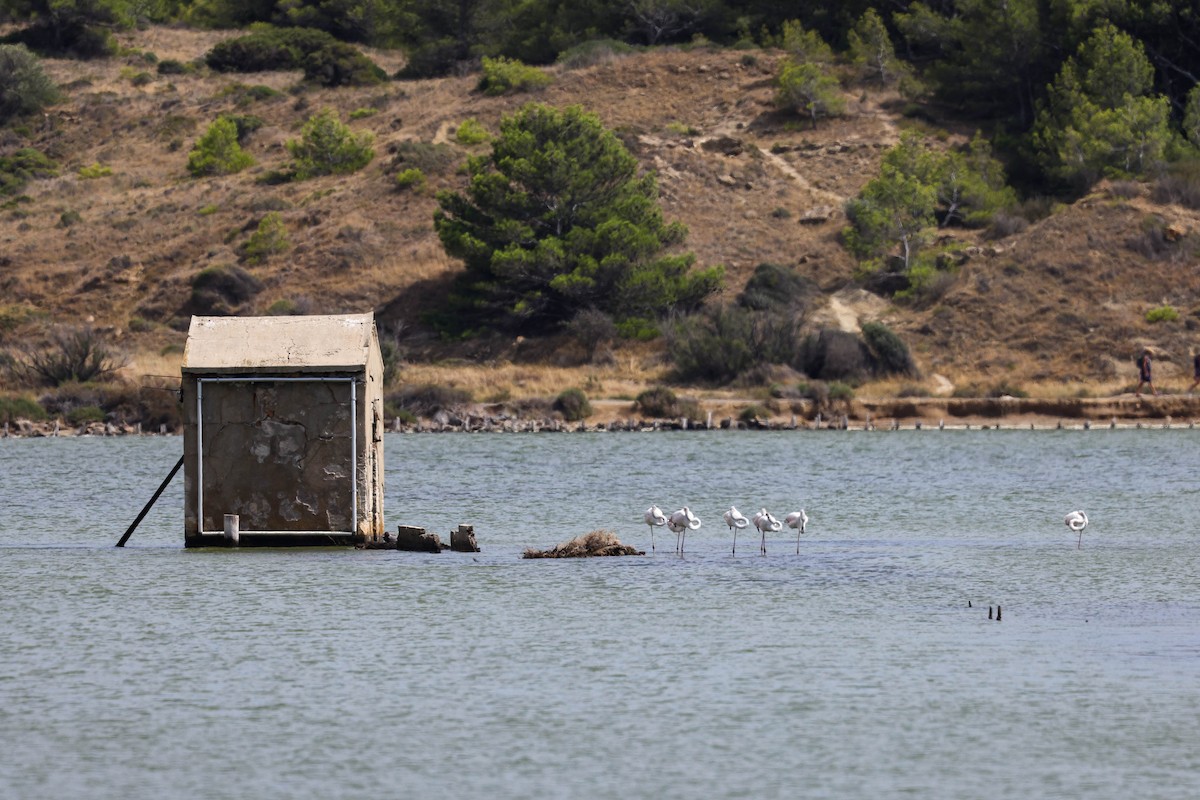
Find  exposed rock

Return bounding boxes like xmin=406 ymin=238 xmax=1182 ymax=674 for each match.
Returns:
xmin=798 ymin=205 xmax=836 ymax=225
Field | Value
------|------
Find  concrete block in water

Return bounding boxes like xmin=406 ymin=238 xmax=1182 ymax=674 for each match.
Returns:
xmin=450 ymin=524 xmax=480 ymax=553
xmin=395 ymin=524 xmax=445 ymax=552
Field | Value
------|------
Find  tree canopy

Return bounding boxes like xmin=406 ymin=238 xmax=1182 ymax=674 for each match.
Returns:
xmin=434 ymin=103 xmax=722 ymax=334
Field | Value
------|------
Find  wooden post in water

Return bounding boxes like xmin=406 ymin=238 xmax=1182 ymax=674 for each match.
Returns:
xmin=116 ymin=455 xmax=185 ymax=547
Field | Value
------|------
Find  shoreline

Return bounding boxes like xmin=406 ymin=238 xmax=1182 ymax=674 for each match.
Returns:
xmin=3 ymin=394 xmax=1198 ymax=437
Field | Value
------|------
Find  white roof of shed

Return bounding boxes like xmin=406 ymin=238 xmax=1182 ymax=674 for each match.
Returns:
xmin=182 ymin=313 xmax=378 ymax=373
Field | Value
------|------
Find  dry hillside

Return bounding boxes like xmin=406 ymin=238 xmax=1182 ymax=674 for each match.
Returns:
xmin=5 ymin=26 xmax=1200 ymax=405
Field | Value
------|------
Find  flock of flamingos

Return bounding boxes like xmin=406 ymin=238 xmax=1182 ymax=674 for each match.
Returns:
xmin=642 ymin=506 xmax=1092 ymax=554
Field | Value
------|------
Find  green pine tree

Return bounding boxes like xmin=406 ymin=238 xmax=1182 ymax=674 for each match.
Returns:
xmin=434 ymin=103 xmax=722 ymax=334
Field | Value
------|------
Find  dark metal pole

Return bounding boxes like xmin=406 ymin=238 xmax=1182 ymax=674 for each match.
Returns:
xmin=116 ymin=455 xmax=184 ymax=547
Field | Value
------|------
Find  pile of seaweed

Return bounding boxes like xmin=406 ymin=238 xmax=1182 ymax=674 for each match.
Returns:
xmin=522 ymin=530 xmax=643 ymax=558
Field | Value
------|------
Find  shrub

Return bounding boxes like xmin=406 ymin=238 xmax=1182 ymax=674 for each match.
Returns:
xmin=668 ymin=305 xmax=799 ymax=384
xmin=206 ymin=27 xmax=338 ymax=72
xmin=77 ymin=162 xmax=112 ymax=179
xmin=15 ymin=327 xmax=123 ymax=387
xmin=556 ymin=39 xmax=637 ymax=70
xmin=476 ymin=56 xmax=552 ymax=95
xmin=1145 ymin=305 xmax=1179 ymax=323
xmin=189 ymin=265 xmax=263 ymax=314
xmin=67 ymin=405 xmax=105 ymax=425
xmin=0 ymin=45 xmax=60 ymax=125
xmin=388 ymin=140 xmax=456 ymax=175
xmin=636 ymin=386 xmax=679 ymax=417
xmin=738 ymin=262 xmax=817 ymax=312
xmin=187 ymin=117 xmax=255 ymax=177
xmin=59 ymin=210 xmax=82 ymax=227
xmin=225 ymin=114 xmax=265 ymax=143
xmin=385 ymin=384 xmax=472 ymax=418
xmin=0 ymin=147 xmax=57 ymax=196
xmin=1151 ymin=160 xmax=1200 ymax=210
xmin=828 ymin=382 xmax=855 ymax=400
xmin=860 ymin=321 xmax=917 ymax=376
xmin=302 ymin=41 xmax=387 ymax=87
xmin=286 ymin=108 xmax=374 ymax=179
xmin=565 ymin=309 xmax=617 ymax=362
xmin=553 ymin=388 xmax=592 ymax=421
xmin=0 ymin=394 xmax=46 ymax=422
xmin=242 ymin=212 xmax=289 ymax=263
xmin=798 ymin=329 xmax=871 ymax=381
xmin=395 ymin=167 xmax=425 ymax=191
xmin=349 ymin=107 xmax=377 ymax=120
xmin=156 ymin=58 xmax=191 ymax=75
xmin=455 ymin=118 xmax=489 ymax=145
xmin=738 ymin=404 xmax=770 ymax=423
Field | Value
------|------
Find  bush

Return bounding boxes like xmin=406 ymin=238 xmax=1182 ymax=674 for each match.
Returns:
xmin=798 ymin=329 xmax=871 ymax=381
xmin=388 ymin=140 xmax=456 ymax=176
xmin=15 ymin=327 xmax=123 ymax=387
xmin=860 ymin=321 xmax=917 ymax=376
xmin=302 ymin=41 xmax=387 ymax=87
xmin=565 ymin=309 xmax=617 ymax=362
xmin=241 ymin=212 xmax=288 ymax=263
xmin=668 ymin=305 xmax=799 ymax=384
xmin=553 ymin=388 xmax=592 ymax=421
xmin=455 ymin=118 xmax=489 ymax=145
xmin=394 ymin=167 xmax=425 ymax=191
xmin=0 ymin=394 xmax=47 ymax=422
xmin=67 ymin=405 xmax=105 ymax=426
xmin=476 ymin=56 xmax=552 ymax=96
xmin=1145 ymin=305 xmax=1179 ymax=323
xmin=205 ymin=27 xmax=337 ymax=72
xmin=737 ymin=262 xmax=817 ymax=312
xmin=636 ymin=386 xmax=679 ymax=417
xmin=156 ymin=58 xmax=191 ymax=75
xmin=0 ymin=45 xmax=60 ymax=125
xmin=205 ymin=27 xmax=385 ymax=87
xmin=0 ymin=148 xmax=58 ymax=196
xmin=385 ymin=384 xmax=472 ymax=418
xmin=556 ymin=39 xmax=637 ymax=70
xmin=738 ymin=404 xmax=770 ymax=423
xmin=189 ymin=265 xmax=263 ymax=314
xmin=286 ymin=108 xmax=374 ymax=179
xmin=188 ymin=117 xmax=255 ymax=177
xmin=77 ymin=162 xmax=112 ymax=179
xmin=1151 ymin=160 xmax=1200 ymax=210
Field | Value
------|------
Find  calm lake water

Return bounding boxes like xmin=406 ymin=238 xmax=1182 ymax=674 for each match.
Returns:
xmin=2 ymin=430 xmax=1199 ymax=799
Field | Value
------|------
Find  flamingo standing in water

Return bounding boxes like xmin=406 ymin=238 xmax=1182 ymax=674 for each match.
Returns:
xmin=643 ymin=505 xmax=667 ymax=552
xmin=752 ymin=508 xmax=782 ymax=554
xmin=1064 ymin=510 xmax=1088 ymax=548
xmin=785 ymin=509 xmax=809 ymax=553
xmin=723 ymin=506 xmax=749 ymax=555
xmin=668 ymin=507 xmax=701 ymax=554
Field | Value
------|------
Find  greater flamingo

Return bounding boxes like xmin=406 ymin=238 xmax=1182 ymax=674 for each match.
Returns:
xmin=643 ymin=505 xmax=667 ymax=552
xmin=1064 ymin=510 xmax=1088 ymax=548
xmin=752 ymin=508 xmax=782 ymax=554
xmin=785 ymin=509 xmax=809 ymax=553
xmin=723 ymin=506 xmax=749 ymax=555
xmin=668 ymin=507 xmax=701 ymax=554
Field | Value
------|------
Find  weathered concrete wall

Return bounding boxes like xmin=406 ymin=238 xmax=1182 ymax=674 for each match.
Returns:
xmin=199 ymin=381 xmax=353 ymax=533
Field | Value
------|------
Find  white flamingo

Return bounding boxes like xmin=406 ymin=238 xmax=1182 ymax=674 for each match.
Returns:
xmin=723 ymin=506 xmax=749 ymax=555
xmin=785 ymin=509 xmax=809 ymax=553
xmin=643 ymin=505 xmax=667 ymax=552
xmin=1064 ymin=510 xmax=1088 ymax=548
xmin=668 ymin=507 xmax=701 ymax=554
xmin=753 ymin=508 xmax=782 ymax=554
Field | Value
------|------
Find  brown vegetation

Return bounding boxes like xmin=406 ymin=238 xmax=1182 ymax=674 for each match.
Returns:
xmin=523 ymin=530 xmax=643 ymax=558
xmin=4 ymin=27 xmax=1200 ymax=416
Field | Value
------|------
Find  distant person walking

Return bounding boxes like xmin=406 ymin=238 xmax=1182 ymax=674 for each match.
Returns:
xmin=1136 ymin=349 xmax=1158 ymax=397
xmin=1189 ymin=350 xmax=1200 ymax=395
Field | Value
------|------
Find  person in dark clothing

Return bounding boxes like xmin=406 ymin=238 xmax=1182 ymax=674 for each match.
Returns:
xmin=1189 ymin=350 xmax=1200 ymax=395
xmin=1136 ymin=349 xmax=1158 ymax=397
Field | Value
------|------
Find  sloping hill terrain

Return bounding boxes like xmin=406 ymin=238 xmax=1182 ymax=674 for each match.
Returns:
xmin=4 ymin=26 xmax=1200 ymax=413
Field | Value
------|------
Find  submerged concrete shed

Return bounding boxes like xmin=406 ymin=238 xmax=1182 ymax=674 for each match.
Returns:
xmin=181 ymin=313 xmax=385 ymax=547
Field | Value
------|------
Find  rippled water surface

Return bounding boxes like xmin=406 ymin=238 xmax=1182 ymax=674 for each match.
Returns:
xmin=2 ymin=430 xmax=1199 ymax=799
